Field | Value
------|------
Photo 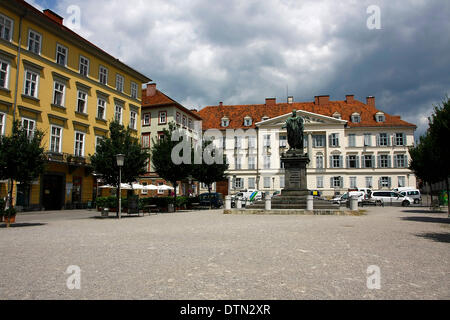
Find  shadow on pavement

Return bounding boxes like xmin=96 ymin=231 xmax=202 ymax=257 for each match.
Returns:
xmin=402 ymin=209 xmax=446 ymax=214
xmin=416 ymin=232 xmax=450 ymax=243
xmin=0 ymin=223 xmax=46 ymax=228
xmin=401 ymin=216 xmax=450 ymax=224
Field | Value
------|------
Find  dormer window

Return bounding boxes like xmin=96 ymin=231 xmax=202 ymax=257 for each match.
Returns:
xmin=261 ymin=116 xmax=269 ymax=121
xmin=351 ymin=113 xmax=361 ymax=123
xmin=333 ymin=112 xmax=341 ymax=119
xmin=221 ymin=117 xmax=230 ymax=127
xmin=244 ymin=116 xmax=252 ymax=126
xmin=375 ymin=112 xmax=385 ymax=122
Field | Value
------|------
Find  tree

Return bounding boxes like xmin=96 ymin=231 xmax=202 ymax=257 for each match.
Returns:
xmin=0 ymin=120 xmax=46 ymax=225
xmin=150 ymin=122 xmax=192 ymax=209
xmin=90 ymin=121 xmax=149 ymax=215
xmin=191 ymin=139 xmax=229 ymax=208
xmin=428 ymin=97 xmax=450 ymax=215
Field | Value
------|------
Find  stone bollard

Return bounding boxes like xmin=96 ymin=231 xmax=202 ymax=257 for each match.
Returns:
xmin=265 ymin=195 xmax=271 ymax=210
xmin=306 ymin=195 xmax=313 ymax=210
xmin=225 ymin=196 xmax=231 ymax=210
xmin=350 ymin=196 xmax=358 ymax=211
xmin=236 ymin=198 xmax=242 ymax=209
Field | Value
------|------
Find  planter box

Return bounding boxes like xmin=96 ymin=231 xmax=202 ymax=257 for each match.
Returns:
xmin=3 ymin=215 xmax=16 ymax=224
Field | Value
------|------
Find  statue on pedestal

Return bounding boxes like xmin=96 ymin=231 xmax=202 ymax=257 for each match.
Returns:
xmin=282 ymin=109 xmax=304 ymax=151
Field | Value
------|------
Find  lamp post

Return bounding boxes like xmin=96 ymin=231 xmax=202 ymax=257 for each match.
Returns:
xmin=116 ymin=154 xmax=125 ymax=219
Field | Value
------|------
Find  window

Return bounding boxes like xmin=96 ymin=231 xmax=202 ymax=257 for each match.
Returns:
xmin=349 ymin=177 xmax=357 ymax=189
xmin=363 ymin=155 xmax=374 ymax=168
xmin=364 ymin=133 xmax=372 ymax=146
xmin=142 ymin=113 xmax=151 ymax=126
xmin=348 ymin=134 xmax=356 ymax=147
xmin=157 ymin=182 xmax=164 ymax=194
xmin=377 ymin=133 xmax=389 ymax=146
xmin=50 ymin=126 xmax=62 ymax=153
xmin=234 ymin=136 xmax=242 ymax=148
xmin=182 ymin=115 xmax=187 ymax=127
xmin=159 ymin=111 xmax=167 ymax=124
xmin=116 ymin=74 xmax=124 ymax=92
xmin=115 ymin=104 xmax=123 ymax=124
xmin=351 ymin=114 xmax=361 ymax=123
xmin=22 ymin=118 xmax=35 ymax=138
xmin=24 ymin=69 xmax=39 ymax=97
xmin=264 ymin=177 xmax=271 ymax=189
xmin=131 ymin=82 xmax=138 ymax=99
xmin=313 ymin=135 xmax=325 ymax=147
xmin=0 ymin=112 xmax=5 ymax=135
xmin=0 ymin=14 xmax=13 ymax=41
xmin=263 ymin=156 xmax=271 ymax=169
xmin=376 ymin=113 xmax=385 ymax=122
xmin=248 ymin=136 xmax=256 ymax=149
xmin=99 ymin=66 xmax=108 ymax=85
xmin=74 ymin=132 xmax=85 ymax=157
xmin=313 ymin=176 xmax=323 ymax=189
xmin=28 ymin=30 xmax=41 ymax=54
xmin=141 ymin=182 xmax=148 ymax=195
xmin=333 ymin=112 xmax=341 ymax=119
xmin=395 ymin=154 xmax=407 ymax=168
xmin=129 ymin=110 xmax=137 ymax=129
xmin=330 ymin=155 xmax=342 ymax=168
xmin=331 ymin=176 xmax=343 ymax=188
xmin=141 ymin=133 xmax=150 ymax=148
xmin=188 ymin=118 xmax=193 ymax=130
xmin=97 ymin=98 xmax=106 ymax=119
xmin=244 ymin=117 xmax=252 ymax=126
xmin=280 ymin=176 xmax=285 ymax=188
xmin=76 ymin=90 xmax=87 ymax=113
xmin=379 ymin=177 xmax=391 ymax=188
xmin=53 ymin=81 xmax=65 ymax=106
xmin=395 ymin=133 xmax=406 ymax=146
xmin=95 ymin=136 xmax=103 ymax=152
xmin=316 ymin=155 xmax=324 ymax=169
xmin=263 ymin=134 xmax=271 ymax=147
xmin=176 ymin=112 xmax=181 ymax=124
xmin=279 ymin=135 xmax=287 ymax=148
xmin=0 ymin=59 xmax=9 ymax=89
xmin=234 ymin=178 xmax=243 ymax=189
xmin=378 ymin=154 xmax=391 ymax=168
xmin=398 ymin=176 xmax=406 ymax=188
xmin=56 ymin=44 xmax=68 ymax=66
xmin=158 ymin=132 xmax=165 ymax=140
xmin=365 ymin=177 xmax=373 ymax=188
xmin=347 ymin=155 xmax=359 ymax=168
xmin=248 ymin=177 xmax=256 ymax=189
xmin=221 ymin=118 xmax=229 ymax=127
xmin=248 ymin=156 xmax=256 ymax=170
xmin=235 ymin=157 xmax=242 ymax=170
xmin=329 ymin=133 xmax=339 ymax=147
xmin=79 ymin=56 xmax=89 ymax=76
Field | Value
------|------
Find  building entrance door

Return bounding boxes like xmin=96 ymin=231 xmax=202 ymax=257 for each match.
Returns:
xmin=42 ymin=175 xmax=64 ymax=210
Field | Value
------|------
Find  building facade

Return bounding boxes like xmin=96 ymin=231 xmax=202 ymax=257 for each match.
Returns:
xmin=198 ymin=95 xmax=417 ymax=197
xmin=139 ymin=83 xmax=202 ymax=196
xmin=0 ymin=0 xmax=151 ymax=210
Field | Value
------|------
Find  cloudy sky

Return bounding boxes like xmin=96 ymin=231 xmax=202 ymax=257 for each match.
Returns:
xmin=30 ymin=0 xmax=449 ymax=137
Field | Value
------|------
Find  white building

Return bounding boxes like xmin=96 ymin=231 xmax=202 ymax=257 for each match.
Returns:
xmin=198 ymin=95 xmax=416 ymax=197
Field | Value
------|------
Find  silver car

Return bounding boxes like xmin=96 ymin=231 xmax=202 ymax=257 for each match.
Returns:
xmin=371 ymin=191 xmax=413 ymax=206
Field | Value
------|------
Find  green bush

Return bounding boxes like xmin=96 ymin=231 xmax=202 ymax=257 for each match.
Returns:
xmin=96 ymin=196 xmax=127 ymax=209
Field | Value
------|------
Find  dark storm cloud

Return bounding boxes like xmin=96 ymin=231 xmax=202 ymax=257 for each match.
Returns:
xmin=33 ymin=0 xmax=450 ymax=136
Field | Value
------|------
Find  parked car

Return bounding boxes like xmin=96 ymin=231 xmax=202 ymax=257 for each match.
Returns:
xmin=398 ymin=189 xmax=422 ymax=204
xmin=370 ymin=191 xmax=413 ymax=206
xmin=199 ymin=192 xmax=224 ymax=208
xmin=332 ymin=191 xmax=364 ymax=205
xmin=272 ymin=190 xmax=282 ymax=197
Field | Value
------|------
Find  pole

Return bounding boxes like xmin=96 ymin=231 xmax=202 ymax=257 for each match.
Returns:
xmin=118 ymin=167 xmax=122 ymax=219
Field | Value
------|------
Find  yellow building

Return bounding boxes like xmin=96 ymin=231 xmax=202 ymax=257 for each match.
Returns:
xmin=0 ymin=0 xmax=151 ymax=210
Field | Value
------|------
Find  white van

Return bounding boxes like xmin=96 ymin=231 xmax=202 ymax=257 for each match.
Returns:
xmin=371 ymin=191 xmax=413 ymax=206
xmin=399 ymin=189 xmax=421 ymax=204
xmin=332 ymin=191 xmax=365 ymax=205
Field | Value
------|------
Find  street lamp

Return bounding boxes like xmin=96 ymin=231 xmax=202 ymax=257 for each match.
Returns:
xmin=116 ymin=154 xmax=125 ymax=219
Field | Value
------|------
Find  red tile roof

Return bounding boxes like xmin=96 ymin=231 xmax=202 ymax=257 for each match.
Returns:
xmin=142 ymin=89 xmax=202 ymax=120
xmin=198 ymin=98 xmax=416 ymax=130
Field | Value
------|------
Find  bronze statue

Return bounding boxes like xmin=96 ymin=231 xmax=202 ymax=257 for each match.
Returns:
xmin=282 ymin=109 xmax=304 ymax=150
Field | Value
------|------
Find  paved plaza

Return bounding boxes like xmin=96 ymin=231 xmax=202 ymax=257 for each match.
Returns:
xmin=0 ymin=207 xmax=449 ymax=300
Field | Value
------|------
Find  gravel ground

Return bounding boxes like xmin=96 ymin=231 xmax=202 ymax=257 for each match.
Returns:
xmin=0 ymin=207 xmax=449 ymax=300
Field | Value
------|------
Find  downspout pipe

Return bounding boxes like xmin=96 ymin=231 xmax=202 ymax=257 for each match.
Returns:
xmin=13 ymin=10 xmax=27 ymax=125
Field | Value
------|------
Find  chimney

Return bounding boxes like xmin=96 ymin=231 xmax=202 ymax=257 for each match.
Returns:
xmin=366 ymin=96 xmax=375 ymax=108
xmin=145 ymin=83 xmax=156 ymax=97
xmin=287 ymin=96 xmax=293 ymax=104
xmin=43 ymin=9 xmax=64 ymax=25
xmin=265 ymin=98 xmax=276 ymax=106
xmin=314 ymin=95 xmax=330 ymax=105
xmin=219 ymin=102 xmax=223 ymax=107
xmin=346 ymin=95 xmax=354 ymax=104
